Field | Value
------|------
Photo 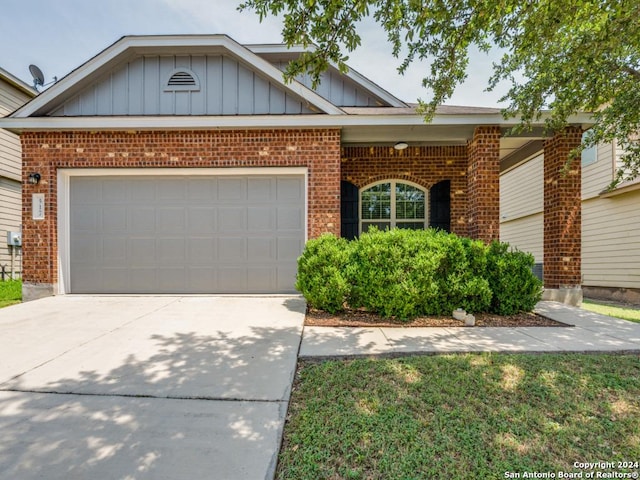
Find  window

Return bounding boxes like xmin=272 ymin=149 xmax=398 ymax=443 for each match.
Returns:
xmin=164 ymin=68 xmax=200 ymax=92
xmin=360 ymin=180 xmax=427 ymax=233
xmin=581 ymin=130 xmax=597 ymax=166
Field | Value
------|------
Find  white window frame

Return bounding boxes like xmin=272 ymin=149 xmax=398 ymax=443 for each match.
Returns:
xmin=359 ymin=179 xmax=428 ymax=234
xmin=581 ymin=130 xmax=598 ymax=166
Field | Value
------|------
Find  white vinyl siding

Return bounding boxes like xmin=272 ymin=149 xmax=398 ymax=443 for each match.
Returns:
xmin=582 ymin=189 xmax=640 ymax=288
xmin=500 ymin=213 xmax=543 ymax=263
xmin=500 ymin=154 xmax=543 ymax=262
xmin=1 ymin=79 xmax=32 ymax=181
xmin=0 ymin=178 xmax=22 ymax=278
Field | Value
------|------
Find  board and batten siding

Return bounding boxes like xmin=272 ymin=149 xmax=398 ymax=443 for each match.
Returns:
xmin=50 ymin=55 xmax=316 ymax=116
xmin=272 ymin=61 xmax=383 ymax=107
xmin=499 ymin=154 xmax=544 ymax=263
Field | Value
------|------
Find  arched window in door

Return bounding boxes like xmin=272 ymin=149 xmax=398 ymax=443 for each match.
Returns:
xmin=360 ymin=180 xmax=427 ymax=233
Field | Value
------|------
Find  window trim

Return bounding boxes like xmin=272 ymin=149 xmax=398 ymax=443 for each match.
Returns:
xmin=359 ymin=179 xmax=428 ymax=234
xmin=581 ymin=130 xmax=598 ymax=167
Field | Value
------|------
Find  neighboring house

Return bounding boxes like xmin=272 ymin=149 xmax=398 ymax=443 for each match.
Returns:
xmin=0 ymin=35 xmax=591 ymax=302
xmin=0 ymin=67 xmax=36 ymax=280
xmin=501 ymin=139 xmax=640 ymax=304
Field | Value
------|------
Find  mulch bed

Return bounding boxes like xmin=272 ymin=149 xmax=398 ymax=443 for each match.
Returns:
xmin=306 ymin=308 xmax=569 ymax=327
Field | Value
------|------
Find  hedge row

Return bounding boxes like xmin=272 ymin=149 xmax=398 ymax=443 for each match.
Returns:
xmin=296 ymin=228 xmax=542 ymax=319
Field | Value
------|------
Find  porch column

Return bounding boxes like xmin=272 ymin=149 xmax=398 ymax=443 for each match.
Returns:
xmin=467 ymin=126 xmax=501 ymax=242
xmin=542 ymin=127 xmax=583 ymax=305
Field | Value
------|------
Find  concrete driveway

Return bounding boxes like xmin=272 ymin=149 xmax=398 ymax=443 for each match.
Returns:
xmin=0 ymin=295 xmax=306 ymax=480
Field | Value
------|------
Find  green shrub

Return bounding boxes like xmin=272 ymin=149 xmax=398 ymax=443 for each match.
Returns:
xmin=296 ymin=229 xmax=541 ymax=319
xmin=348 ymin=228 xmax=491 ymax=319
xmin=486 ymin=241 xmax=543 ymax=315
xmin=295 ymin=234 xmax=352 ymax=313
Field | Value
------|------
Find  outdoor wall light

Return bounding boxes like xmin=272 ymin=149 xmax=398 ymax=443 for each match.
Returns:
xmin=27 ymin=173 xmax=41 ymax=185
xmin=394 ymin=141 xmax=409 ymax=150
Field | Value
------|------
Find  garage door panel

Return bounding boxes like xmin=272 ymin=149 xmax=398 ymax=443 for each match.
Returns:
xmin=69 ymin=174 xmax=304 ymax=294
xmin=247 ymin=267 xmax=275 ymax=291
xmin=129 ymin=238 xmax=157 ymax=264
xmin=247 ymin=207 xmax=275 ymax=231
xmin=277 ymin=177 xmax=303 ymax=200
xmin=277 ymin=207 xmax=303 ymax=230
xmin=277 ymin=237 xmax=303 ymax=261
xmin=131 ymin=180 xmax=156 ymax=201
xmin=217 ymin=267 xmax=246 ymax=292
xmin=218 ymin=177 xmax=246 ymax=201
xmin=159 ymin=238 xmax=186 ymax=263
xmin=103 ymin=237 xmax=127 ymax=262
xmin=72 ymin=207 xmax=100 ymax=232
xmin=157 ymin=207 xmax=186 ymax=232
xmin=130 ymin=268 xmax=158 ymax=292
xmin=129 ymin=207 xmax=156 ymax=232
xmin=102 ymin=180 xmax=129 ymax=203
xmin=102 ymin=207 xmax=127 ymax=231
xmin=218 ymin=207 xmax=246 ymax=231
xmin=187 ymin=207 xmax=217 ymax=233
xmin=187 ymin=238 xmax=217 ymax=262
xmin=102 ymin=268 xmax=128 ymax=292
xmin=247 ymin=238 xmax=275 ymax=261
xmin=70 ymin=236 xmax=99 ymax=264
xmin=187 ymin=178 xmax=217 ymax=200
xmin=219 ymin=237 xmax=247 ymax=262
xmin=248 ymin=177 xmax=274 ymax=201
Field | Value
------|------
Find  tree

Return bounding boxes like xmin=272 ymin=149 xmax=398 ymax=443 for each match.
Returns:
xmin=239 ymin=0 xmax=640 ymax=186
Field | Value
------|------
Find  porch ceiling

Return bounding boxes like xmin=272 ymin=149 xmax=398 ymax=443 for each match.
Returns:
xmin=340 ymin=124 xmax=546 ymax=166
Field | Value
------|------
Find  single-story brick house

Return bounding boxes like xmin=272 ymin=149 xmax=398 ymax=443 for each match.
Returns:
xmin=0 ymin=35 xmax=591 ymax=302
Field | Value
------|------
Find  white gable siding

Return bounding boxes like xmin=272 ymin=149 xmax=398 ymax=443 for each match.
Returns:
xmin=499 ymin=154 xmax=544 ymax=263
xmin=50 ymin=55 xmax=315 ymax=116
xmin=272 ymin=61 xmax=384 ymax=107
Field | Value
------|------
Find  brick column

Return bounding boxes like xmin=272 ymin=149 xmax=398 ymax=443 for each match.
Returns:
xmin=467 ymin=126 xmax=501 ymax=242
xmin=543 ymin=127 xmax=582 ymax=302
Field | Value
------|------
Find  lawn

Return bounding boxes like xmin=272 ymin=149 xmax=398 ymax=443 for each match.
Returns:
xmin=278 ymin=354 xmax=640 ymax=480
xmin=0 ymin=280 xmax=21 ymax=308
xmin=582 ymin=299 xmax=640 ymax=324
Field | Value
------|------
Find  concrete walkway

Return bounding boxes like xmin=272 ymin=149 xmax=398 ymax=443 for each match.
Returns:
xmin=300 ymin=301 xmax=640 ymax=357
xmin=0 ymin=295 xmax=306 ymax=480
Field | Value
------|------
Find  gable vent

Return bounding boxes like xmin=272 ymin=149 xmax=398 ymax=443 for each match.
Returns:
xmin=164 ymin=68 xmax=200 ymax=91
xmin=168 ymin=71 xmax=196 ymax=86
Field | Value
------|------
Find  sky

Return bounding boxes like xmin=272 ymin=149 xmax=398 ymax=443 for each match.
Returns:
xmin=0 ymin=0 xmax=506 ymax=107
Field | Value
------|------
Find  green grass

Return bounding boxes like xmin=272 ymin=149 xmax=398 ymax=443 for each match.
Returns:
xmin=582 ymin=299 xmax=640 ymax=323
xmin=0 ymin=280 xmax=21 ymax=308
xmin=278 ymin=354 xmax=640 ymax=480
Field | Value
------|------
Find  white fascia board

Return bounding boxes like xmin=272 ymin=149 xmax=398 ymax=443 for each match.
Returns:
xmin=0 ymin=111 xmax=594 ymax=132
xmin=12 ymin=35 xmax=345 ymax=118
xmin=0 ymin=67 xmax=37 ymax=97
xmin=247 ymin=43 xmax=407 ymax=108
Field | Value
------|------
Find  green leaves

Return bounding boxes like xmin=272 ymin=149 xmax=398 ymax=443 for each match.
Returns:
xmin=241 ymin=0 xmax=640 ymax=184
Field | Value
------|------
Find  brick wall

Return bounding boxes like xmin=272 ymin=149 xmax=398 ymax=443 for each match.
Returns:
xmin=340 ymin=145 xmax=469 ymax=235
xmin=543 ymin=127 xmax=582 ymax=288
xmin=21 ymin=129 xmax=341 ymax=286
xmin=467 ymin=126 xmax=501 ymax=242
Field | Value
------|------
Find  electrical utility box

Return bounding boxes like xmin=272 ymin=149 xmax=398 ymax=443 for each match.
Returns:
xmin=6 ymin=232 xmax=21 ymax=247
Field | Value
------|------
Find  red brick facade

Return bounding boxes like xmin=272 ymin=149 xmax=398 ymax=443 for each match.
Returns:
xmin=467 ymin=126 xmax=501 ymax=242
xmin=341 ymin=145 xmax=469 ymax=236
xmin=543 ymin=127 xmax=582 ymax=289
xmin=21 ymin=129 xmax=341 ymax=286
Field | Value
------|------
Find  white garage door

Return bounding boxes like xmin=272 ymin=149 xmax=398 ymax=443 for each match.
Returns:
xmin=69 ymin=175 xmax=305 ymax=294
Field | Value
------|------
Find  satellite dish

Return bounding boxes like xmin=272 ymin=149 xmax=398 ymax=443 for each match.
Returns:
xmin=29 ymin=64 xmax=45 ymax=89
